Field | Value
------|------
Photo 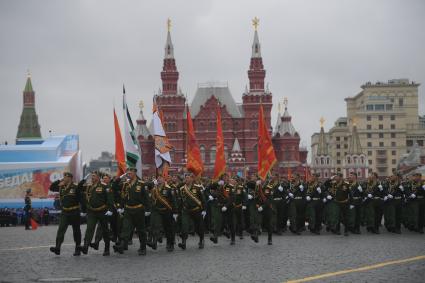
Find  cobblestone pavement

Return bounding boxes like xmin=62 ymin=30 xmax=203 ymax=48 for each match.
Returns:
xmin=0 ymin=225 xmax=424 ymax=283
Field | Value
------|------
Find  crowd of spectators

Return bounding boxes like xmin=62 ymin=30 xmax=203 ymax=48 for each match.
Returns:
xmin=0 ymin=207 xmax=61 ymax=227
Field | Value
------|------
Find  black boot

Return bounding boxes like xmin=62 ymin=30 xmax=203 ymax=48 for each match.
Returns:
xmin=209 ymin=236 xmax=218 ymax=244
xmin=89 ymin=242 xmax=99 ymax=250
xmin=103 ymin=241 xmax=110 ymax=256
xmin=73 ymin=245 xmax=81 ymax=256
xmin=198 ymin=237 xmax=204 ymax=249
xmin=267 ymin=233 xmax=272 ymax=245
xmin=49 ymin=246 xmax=60 ymax=255
xmin=344 ymin=228 xmax=349 ymax=236
xmin=81 ymin=241 xmax=89 ymax=255
xmin=230 ymin=234 xmax=235 ymax=245
xmin=138 ymin=248 xmax=146 ymax=256
xmin=178 ymin=237 xmax=187 ymax=250
xmin=113 ymin=240 xmax=125 ymax=254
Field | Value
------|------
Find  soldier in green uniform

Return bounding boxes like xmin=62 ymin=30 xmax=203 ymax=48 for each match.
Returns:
xmin=288 ymin=173 xmax=306 ymax=235
xmin=383 ymin=173 xmax=404 ymax=234
xmin=268 ymin=174 xmax=282 ymax=235
xmin=114 ymin=168 xmax=151 ymax=255
xmin=305 ymin=173 xmax=323 ymax=235
xmin=405 ymin=173 xmax=425 ymax=233
xmin=231 ymin=180 xmax=247 ymax=241
xmin=246 ymin=177 xmax=261 ymax=242
xmin=207 ymin=179 xmax=230 ymax=244
xmin=23 ymin=189 xmax=32 ymax=230
xmin=178 ymin=174 xmax=206 ymax=250
xmin=364 ymin=172 xmax=385 ymax=234
xmin=49 ymin=172 xmax=84 ymax=256
xmin=81 ymin=171 xmax=114 ymax=256
xmin=261 ymin=179 xmax=274 ymax=245
xmin=326 ymin=173 xmax=351 ymax=236
xmin=149 ymin=176 xmax=178 ymax=252
xmin=347 ymin=172 xmax=363 ymax=234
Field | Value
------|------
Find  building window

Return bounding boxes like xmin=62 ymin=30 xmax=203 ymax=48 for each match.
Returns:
xmin=344 ymin=144 xmax=348 ymax=149
xmin=210 ymin=146 xmax=216 ymax=163
xmin=369 ymin=160 xmax=372 ymax=165
xmin=379 ymin=124 xmax=383 ymax=130
xmin=224 ymin=145 xmax=229 ymax=160
xmin=391 ymin=133 xmax=396 ymax=138
xmin=386 ymin=104 xmax=393 ymax=111
xmin=418 ymin=140 xmax=424 ymax=146
xmin=367 ymin=133 xmax=372 ymax=138
xmin=379 ymin=115 xmax=383 ymax=121
xmin=367 ymin=142 xmax=372 ymax=147
xmin=344 ymin=137 xmax=348 ymax=141
xmin=375 ymin=104 xmax=385 ymax=111
xmin=253 ymin=144 xmax=258 ymax=162
xmin=337 ymin=160 xmax=341 ymax=165
xmin=366 ymin=105 xmax=374 ymax=111
xmin=336 ymin=144 xmax=340 ymax=149
xmin=390 ymin=115 xmax=395 ymax=120
xmin=367 ymin=115 xmax=371 ymax=121
xmin=367 ymin=125 xmax=372 ymax=130
xmin=391 ymin=124 xmax=395 ymax=129
xmin=406 ymin=140 xmax=413 ymax=147
xmin=336 ymin=152 xmax=340 ymax=157
xmin=379 ymin=142 xmax=384 ymax=147
xmin=392 ymin=159 xmax=396 ymax=165
xmin=392 ymin=150 xmax=396 ymax=156
xmin=347 ymin=157 xmax=351 ymax=164
xmin=379 ymin=133 xmax=384 ymax=138
xmin=368 ymin=151 xmax=372 ymax=156
xmin=200 ymin=145 xmax=206 ymax=162
xmin=391 ymin=142 xmax=396 ymax=147
xmin=399 ymin=98 xmax=404 ymax=106
xmin=336 ymin=137 xmax=340 ymax=141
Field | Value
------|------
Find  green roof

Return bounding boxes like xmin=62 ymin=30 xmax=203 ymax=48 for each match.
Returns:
xmin=24 ymin=76 xmax=33 ymax=92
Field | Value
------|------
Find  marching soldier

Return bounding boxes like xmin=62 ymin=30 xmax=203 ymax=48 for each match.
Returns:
xmin=246 ymin=177 xmax=261 ymax=242
xmin=347 ymin=172 xmax=363 ymax=234
xmin=207 ymin=179 xmax=230 ymax=244
xmin=364 ymin=172 xmax=385 ymax=234
xmin=270 ymin=174 xmax=285 ymax=235
xmin=383 ymin=173 xmax=404 ymax=234
xmin=149 ymin=176 xmax=178 ymax=252
xmin=114 ymin=168 xmax=151 ymax=255
xmin=326 ymin=173 xmax=351 ymax=236
xmin=232 ymin=180 xmax=247 ymax=240
xmin=288 ymin=173 xmax=306 ymax=235
xmin=305 ymin=173 xmax=323 ymax=234
xmin=405 ymin=173 xmax=424 ymax=233
xmin=81 ymin=171 xmax=114 ymax=256
xmin=178 ymin=174 xmax=207 ymax=250
xmin=261 ymin=179 xmax=274 ymax=245
xmin=49 ymin=172 xmax=83 ymax=256
xmin=24 ymin=189 xmax=32 ymax=230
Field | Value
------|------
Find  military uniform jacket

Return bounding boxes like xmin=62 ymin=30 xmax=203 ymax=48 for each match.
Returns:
xmin=348 ymin=181 xmax=363 ymax=205
xmin=120 ymin=180 xmax=151 ymax=212
xmin=386 ymin=180 xmax=404 ymax=201
xmin=306 ymin=180 xmax=322 ymax=200
xmin=50 ymin=180 xmax=82 ymax=214
xmin=84 ymin=182 xmax=114 ymax=213
xmin=365 ymin=180 xmax=386 ymax=199
xmin=151 ymin=184 xmax=177 ymax=214
xmin=180 ymin=184 xmax=206 ymax=212
xmin=271 ymin=181 xmax=286 ymax=201
xmin=24 ymin=196 xmax=32 ymax=212
xmin=231 ymin=184 xmax=247 ymax=209
xmin=289 ymin=181 xmax=306 ymax=199
xmin=328 ymin=181 xmax=350 ymax=203
xmin=406 ymin=181 xmax=425 ymax=201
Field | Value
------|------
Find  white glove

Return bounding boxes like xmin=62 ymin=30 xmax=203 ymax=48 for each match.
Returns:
xmin=288 ymin=193 xmax=294 ymax=198
xmin=221 ymin=206 xmax=227 ymax=212
xmin=322 ymin=198 xmax=327 ymax=203
xmin=247 ymin=194 xmax=253 ymax=200
xmin=242 ymin=205 xmax=247 ymax=210
xmin=367 ymin=194 xmax=373 ymax=198
xmin=257 ymin=206 xmax=263 ymax=212
xmin=422 ymin=185 xmax=425 ymax=190
xmin=57 ymin=210 xmax=62 ymax=214
xmin=299 ymin=185 xmax=304 ymax=192
xmin=326 ymin=195 xmax=332 ymax=200
xmin=410 ymin=193 xmax=416 ymax=199
xmin=349 ymin=205 xmax=355 ymax=209
xmin=173 ymin=214 xmax=178 ymax=221
xmin=399 ymin=185 xmax=404 ymax=192
xmin=208 ymin=195 xmax=214 ymax=201
xmin=80 ymin=212 xmax=86 ymax=217
xmin=378 ymin=184 xmax=383 ymax=191
xmin=153 ymin=179 xmax=158 ymax=185
xmin=256 ymin=180 xmax=261 ymax=186
xmin=201 ymin=211 xmax=207 ymax=218
xmin=117 ymin=208 xmax=124 ymax=214
xmin=218 ymin=180 xmax=224 ymax=186
xmin=316 ymin=187 xmax=321 ymax=194
xmin=387 ymin=194 xmax=393 ymax=199
xmin=105 ymin=210 xmax=113 ymax=216
xmin=357 ymin=186 xmax=363 ymax=193
xmin=383 ymin=196 xmax=388 ymax=201
xmin=278 ymin=186 xmax=283 ymax=192
xmin=145 ymin=211 xmax=151 ymax=217
xmin=306 ymin=196 xmax=311 ymax=201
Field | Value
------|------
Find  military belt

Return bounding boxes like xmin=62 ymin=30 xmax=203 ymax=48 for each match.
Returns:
xmin=418 ymin=196 xmax=424 ymax=199
xmin=352 ymin=197 xmax=361 ymax=200
xmin=294 ymin=197 xmax=303 ymax=200
xmin=394 ymin=197 xmax=402 ymax=200
xmin=88 ymin=204 xmax=107 ymax=212
xmin=62 ymin=205 xmax=80 ymax=212
xmin=373 ymin=197 xmax=382 ymax=200
xmin=273 ymin=197 xmax=282 ymax=201
xmin=125 ymin=204 xmax=144 ymax=209
xmin=184 ymin=206 xmax=201 ymax=212
xmin=312 ymin=197 xmax=320 ymax=200
xmin=233 ymin=204 xmax=242 ymax=208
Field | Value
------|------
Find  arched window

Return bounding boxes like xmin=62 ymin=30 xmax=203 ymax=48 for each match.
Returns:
xmin=224 ymin=145 xmax=229 ymax=160
xmin=253 ymin=144 xmax=258 ymax=163
xmin=361 ymin=156 xmax=364 ymax=164
xmin=327 ymin=158 xmax=330 ymax=164
xmin=210 ymin=146 xmax=216 ymax=164
xmin=353 ymin=157 xmax=357 ymax=164
xmin=321 ymin=157 xmax=324 ymax=165
xmin=315 ymin=158 xmax=319 ymax=165
xmin=200 ymin=145 xmax=206 ymax=162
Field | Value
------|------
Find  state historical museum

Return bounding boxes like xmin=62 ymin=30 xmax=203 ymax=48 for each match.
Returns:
xmin=136 ymin=23 xmax=307 ymax=177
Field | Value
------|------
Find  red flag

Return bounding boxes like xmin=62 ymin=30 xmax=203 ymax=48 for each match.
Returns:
xmin=186 ymin=106 xmax=204 ymax=176
xmin=114 ymin=108 xmax=126 ymax=176
xmin=257 ymin=104 xmax=277 ymax=180
xmin=30 ymin=218 xmax=38 ymax=230
xmin=213 ymin=104 xmax=226 ymax=179
xmin=287 ymin=166 xmax=292 ymax=180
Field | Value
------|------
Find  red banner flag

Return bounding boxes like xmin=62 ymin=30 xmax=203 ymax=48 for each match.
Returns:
xmin=214 ymin=104 xmax=226 ymax=180
xmin=114 ymin=108 xmax=126 ymax=176
xmin=186 ymin=106 xmax=204 ymax=176
xmin=257 ymin=104 xmax=277 ymax=180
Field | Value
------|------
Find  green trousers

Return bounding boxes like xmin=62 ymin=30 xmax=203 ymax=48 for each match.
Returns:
xmin=306 ymin=200 xmax=322 ymax=231
xmin=120 ymin=208 xmax=146 ymax=248
xmin=180 ymin=209 xmax=204 ymax=240
xmin=84 ymin=211 xmax=109 ymax=246
xmin=55 ymin=212 xmax=81 ymax=248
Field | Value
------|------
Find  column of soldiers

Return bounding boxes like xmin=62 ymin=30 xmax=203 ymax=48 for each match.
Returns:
xmin=49 ymin=169 xmax=425 ymax=256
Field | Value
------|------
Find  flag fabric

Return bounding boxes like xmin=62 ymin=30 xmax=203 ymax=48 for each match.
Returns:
xmin=257 ymin=104 xmax=277 ymax=180
xmin=152 ymin=99 xmax=172 ymax=173
xmin=287 ymin=166 xmax=292 ymax=180
xmin=113 ymin=108 xmax=126 ymax=176
xmin=186 ymin=106 xmax=204 ymax=176
xmin=30 ymin=218 xmax=38 ymax=230
xmin=122 ymin=85 xmax=142 ymax=177
xmin=213 ymin=104 xmax=226 ymax=179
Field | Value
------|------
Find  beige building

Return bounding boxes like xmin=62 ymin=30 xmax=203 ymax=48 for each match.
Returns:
xmin=311 ymin=79 xmax=425 ymax=177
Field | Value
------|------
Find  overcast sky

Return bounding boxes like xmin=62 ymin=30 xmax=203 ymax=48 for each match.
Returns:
xmin=1 ymin=0 xmax=424 ymax=163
